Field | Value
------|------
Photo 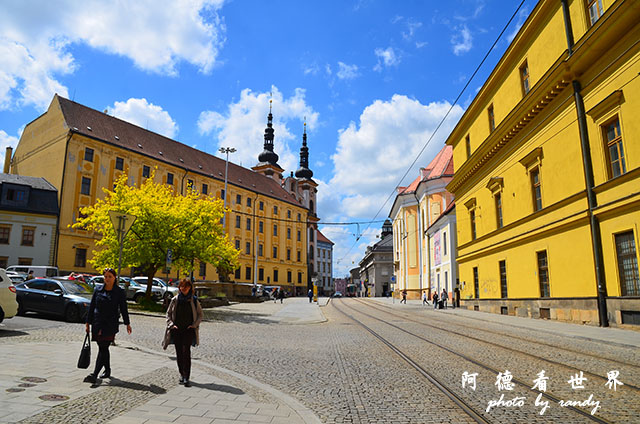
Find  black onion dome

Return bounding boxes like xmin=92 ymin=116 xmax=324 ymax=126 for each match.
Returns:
xmin=295 ymin=124 xmax=313 ymax=179
xmin=258 ymin=111 xmax=280 ymax=166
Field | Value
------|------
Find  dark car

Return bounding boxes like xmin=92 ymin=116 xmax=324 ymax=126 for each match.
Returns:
xmin=15 ymin=279 xmax=92 ymax=322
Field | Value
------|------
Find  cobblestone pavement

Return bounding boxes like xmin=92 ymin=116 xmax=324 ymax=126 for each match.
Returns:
xmin=2 ymin=297 xmax=639 ymax=423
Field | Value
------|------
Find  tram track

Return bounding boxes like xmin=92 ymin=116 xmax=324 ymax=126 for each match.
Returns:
xmin=334 ymin=298 xmax=615 ymax=424
xmin=354 ymin=298 xmax=640 ymax=393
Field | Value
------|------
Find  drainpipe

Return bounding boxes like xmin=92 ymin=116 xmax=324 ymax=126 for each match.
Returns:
xmin=562 ymin=3 xmax=608 ymax=327
xmin=53 ymin=133 xmax=74 ymax=268
xmin=413 ymin=193 xmax=423 ymax=293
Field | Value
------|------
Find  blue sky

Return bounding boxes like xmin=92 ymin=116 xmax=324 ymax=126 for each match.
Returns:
xmin=0 ymin=0 xmax=536 ymax=276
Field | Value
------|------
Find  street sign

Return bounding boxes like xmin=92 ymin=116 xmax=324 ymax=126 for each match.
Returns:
xmin=390 ymin=275 xmax=396 ymax=283
xmin=166 ymin=248 xmax=173 ymax=271
xmin=108 ymin=211 xmax=136 ymax=239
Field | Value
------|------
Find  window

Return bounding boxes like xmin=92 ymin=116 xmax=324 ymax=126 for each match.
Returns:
xmin=273 ymin=269 xmax=278 ymax=282
xmin=587 ymin=0 xmax=604 ymax=26
xmin=520 ymin=60 xmax=530 ymax=95
xmin=245 ymin=266 xmax=251 ymax=280
xmin=247 ymin=198 xmax=251 ymax=207
xmin=221 ymin=189 xmax=225 ymax=200
xmin=259 ymin=268 xmax=264 ymax=281
xmin=142 ymin=165 xmax=150 ymax=178
xmin=298 ymin=272 xmax=302 ymax=284
xmin=287 ymin=248 xmax=291 ymax=261
xmin=258 ymin=244 xmax=263 ymax=256
xmin=6 ymin=188 xmax=27 ymax=203
xmin=187 ymin=179 xmax=194 ymax=190
xmin=259 ymin=201 xmax=264 ymax=210
xmin=273 ymin=224 xmax=278 ymax=236
xmin=236 ymin=194 xmax=242 ymax=204
xmin=199 ymin=262 xmax=206 ymax=277
xmin=235 ymin=239 xmax=240 ymax=250
xmin=297 ymin=213 xmax=301 ymax=222
xmin=202 ymin=184 xmax=208 ymax=195
xmin=287 ymin=271 xmax=292 ymax=283
xmin=287 ymin=228 xmax=291 ymax=239
xmin=499 ymin=260 xmax=508 ymax=298
xmin=115 ymin=157 xmax=124 ymax=171
xmin=465 ymin=135 xmax=471 ymax=159
xmin=245 ymin=242 xmax=251 ymax=254
xmin=76 ymin=208 xmax=88 ymax=229
xmin=167 ymin=173 xmax=174 ymax=185
xmin=615 ymin=231 xmax=639 ymax=296
xmin=84 ymin=147 xmax=94 ymax=162
xmin=0 ymin=257 xmax=7 ymax=268
xmin=443 ymin=232 xmax=447 ymax=256
xmin=21 ymin=227 xmax=34 ymax=246
xmin=495 ymin=193 xmax=503 ymax=229
xmin=0 ymin=225 xmax=10 ymax=244
xmin=488 ymin=104 xmax=495 ymax=132
xmin=259 ymin=221 xmax=264 ymax=233
xmin=75 ymin=248 xmax=87 ymax=268
xmin=246 ymin=218 xmax=251 ymax=231
xmin=470 ymin=209 xmax=477 ymax=240
xmin=310 ymin=230 xmax=314 ymax=242
xmin=235 ymin=215 xmax=241 ymax=228
xmin=297 ymin=230 xmax=301 ymax=241
xmin=273 ymin=246 xmax=278 ymax=259
xmin=473 ymin=267 xmax=479 ymax=299
xmin=273 ymin=205 xmax=278 ymax=214
xmin=603 ymin=117 xmax=626 ymax=179
xmin=81 ymin=177 xmax=91 ymax=195
xmin=537 ymin=251 xmax=550 ymax=297
xmin=531 ymin=168 xmax=542 ymax=212
xmin=287 ymin=210 xmax=291 ymax=219
xmin=235 ymin=268 xmax=241 ymax=279
xmin=18 ymin=257 xmax=32 ymax=266
xmin=297 ymin=251 xmax=301 ymax=262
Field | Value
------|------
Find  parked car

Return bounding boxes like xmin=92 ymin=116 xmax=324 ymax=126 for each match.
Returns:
xmin=15 ymin=279 xmax=91 ymax=322
xmin=6 ymin=265 xmax=59 ymax=278
xmin=132 ymin=277 xmax=178 ymax=300
xmin=0 ymin=268 xmax=18 ymax=323
xmin=6 ymin=271 xmax=27 ymax=285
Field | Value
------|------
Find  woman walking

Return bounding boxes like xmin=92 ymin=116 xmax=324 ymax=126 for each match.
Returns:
xmin=84 ymin=268 xmax=131 ymax=383
xmin=163 ymin=278 xmax=203 ymax=387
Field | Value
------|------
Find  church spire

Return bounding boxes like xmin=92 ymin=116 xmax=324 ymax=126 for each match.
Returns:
xmin=295 ymin=120 xmax=313 ymax=179
xmin=257 ymin=96 xmax=280 ymax=166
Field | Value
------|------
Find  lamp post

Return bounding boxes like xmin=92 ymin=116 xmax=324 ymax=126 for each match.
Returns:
xmin=219 ymin=147 xmax=236 ymax=226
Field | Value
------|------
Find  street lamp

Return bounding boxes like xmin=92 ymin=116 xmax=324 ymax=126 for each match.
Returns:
xmin=219 ymin=147 xmax=236 ymax=226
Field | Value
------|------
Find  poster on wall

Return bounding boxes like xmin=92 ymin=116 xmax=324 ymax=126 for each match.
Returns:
xmin=434 ymin=231 xmax=441 ymax=266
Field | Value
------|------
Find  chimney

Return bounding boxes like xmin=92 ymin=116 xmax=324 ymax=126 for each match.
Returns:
xmin=3 ymin=147 xmax=12 ymax=173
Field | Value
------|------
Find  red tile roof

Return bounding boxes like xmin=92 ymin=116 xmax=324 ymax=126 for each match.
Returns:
xmin=398 ymin=145 xmax=453 ymax=195
xmin=55 ymin=95 xmax=304 ymax=208
xmin=316 ymin=229 xmax=334 ymax=245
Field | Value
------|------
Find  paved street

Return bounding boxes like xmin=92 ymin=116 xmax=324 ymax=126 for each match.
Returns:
xmin=1 ymin=297 xmax=639 ymax=423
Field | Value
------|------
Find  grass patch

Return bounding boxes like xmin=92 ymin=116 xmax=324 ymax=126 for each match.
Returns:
xmin=128 ymin=297 xmax=165 ymax=313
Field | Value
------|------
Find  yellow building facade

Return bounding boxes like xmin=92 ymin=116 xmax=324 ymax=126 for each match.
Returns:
xmin=11 ymin=95 xmax=312 ymax=294
xmin=446 ymin=0 xmax=640 ymax=326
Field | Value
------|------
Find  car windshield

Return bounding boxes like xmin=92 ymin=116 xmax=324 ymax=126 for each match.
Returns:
xmin=61 ymin=281 xmax=91 ymax=294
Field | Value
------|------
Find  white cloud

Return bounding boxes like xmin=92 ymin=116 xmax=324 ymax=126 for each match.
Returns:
xmin=336 ymin=62 xmax=359 ymax=80
xmin=0 ymin=130 xmax=20 ymax=171
xmin=451 ymin=25 xmax=473 ymax=55
xmin=373 ymin=47 xmax=400 ymax=71
xmin=108 ymin=98 xmax=178 ymax=139
xmin=198 ymin=86 xmax=319 ymax=173
xmin=402 ymin=20 xmax=423 ymax=41
xmin=324 ymin=95 xmax=463 ymax=220
xmin=507 ymin=7 xmax=530 ymax=43
xmin=0 ymin=0 xmax=226 ymax=111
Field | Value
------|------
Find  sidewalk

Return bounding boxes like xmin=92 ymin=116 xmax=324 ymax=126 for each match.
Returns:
xmin=0 ymin=299 xmax=325 ymax=424
xmin=368 ymin=296 xmax=640 ymax=348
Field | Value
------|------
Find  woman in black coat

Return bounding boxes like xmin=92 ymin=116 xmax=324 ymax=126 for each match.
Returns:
xmin=84 ymin=268 xmax=131 ymax=383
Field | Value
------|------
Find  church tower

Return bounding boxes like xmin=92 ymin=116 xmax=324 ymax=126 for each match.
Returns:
xmin=252 ymin=99 xmax=284 ymax=182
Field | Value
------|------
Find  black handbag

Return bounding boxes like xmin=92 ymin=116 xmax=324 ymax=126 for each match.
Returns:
xmin=77 ymin=333 xmax=91 ymax=369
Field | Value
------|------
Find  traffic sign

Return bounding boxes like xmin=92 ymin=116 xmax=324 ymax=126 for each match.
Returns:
xmin=108 ymin=211 xmax=136 ymax=239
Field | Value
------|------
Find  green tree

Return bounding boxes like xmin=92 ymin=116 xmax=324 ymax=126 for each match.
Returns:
xmin=73 ymin=172 xmax=239 ymax=298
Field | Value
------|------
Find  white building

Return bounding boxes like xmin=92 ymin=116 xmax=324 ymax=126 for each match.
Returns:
xmin=316 ymin=230 xmax=334 ymax=295
xmin=425 ymin=203 xmax=457 ymax=303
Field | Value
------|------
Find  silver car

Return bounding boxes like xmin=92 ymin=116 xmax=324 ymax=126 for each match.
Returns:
xmin=132 ymin=277 xmax=178 ymax=300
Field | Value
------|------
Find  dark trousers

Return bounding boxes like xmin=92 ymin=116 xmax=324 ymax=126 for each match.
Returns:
xmin=93 ymin=341 xmax=111 ymax=376
xmin=172 ymin=328 xmax=194 ymax=380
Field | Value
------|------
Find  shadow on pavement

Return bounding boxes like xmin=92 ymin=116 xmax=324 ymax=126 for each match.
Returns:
xmin=0 ymin=329 xmax=29 ymax=337
xmin=93 ymin=377 xmax=167 ymax=394
xmin=203 ymin=310 xmax=274 ymax=325
xmin=189 ymin=381 xmax=244 ymax=394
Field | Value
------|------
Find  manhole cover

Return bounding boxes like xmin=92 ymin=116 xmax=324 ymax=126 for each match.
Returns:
xmin=39 ymin=394 xmax=69 ymax=401
xmin=6 ymin=388 xmax=25 ymax=393
xmin=21 ymin=377 xmax=47 ymax=383
xmin=18 ymin=383 xmax=36 ymax=388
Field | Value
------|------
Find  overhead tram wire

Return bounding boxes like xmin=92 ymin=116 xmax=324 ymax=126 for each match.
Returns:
xmin=336 ymin=0 xmax=528 ymax=265
xmin=229 ymin=209 xmax=386 ymax=226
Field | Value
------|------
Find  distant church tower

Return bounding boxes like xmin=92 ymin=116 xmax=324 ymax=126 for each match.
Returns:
xmin=252 ymin=99 xmax=284 ymax=182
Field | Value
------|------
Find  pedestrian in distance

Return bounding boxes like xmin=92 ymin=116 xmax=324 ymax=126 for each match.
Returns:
xmin=273 ymin=288 xmax=278 ymax=303
xmin=308 ymin=288 xmax=313 ymax=303
xmin=84 ymin=268 xmax=131 ymax=384
xmin=441 ymin=288 xmax=449 ymax=309
xmin=279 ymin=288 xmax=285 ymax=303
xmin=455 ymin=287 xmax=461 ymax=308
xmin=27 ymin=270 xmax=34 ymax=280
xmin=432 ymin=291 xmax=439 ymax=310
xmin=163 ymin=278 xmax=203 ymax=388
xmin=422 ymin=291 xmax=429 ymax=306
xmin=401 ymin=289 xmax=407 ymax=304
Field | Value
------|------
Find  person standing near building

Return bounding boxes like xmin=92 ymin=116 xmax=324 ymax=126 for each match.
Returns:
xmin=308 ymin=289 xmax=313 ymax=303
xmin=422 ymin=291 xmax=429 ymax=306
xmin=163 ymin=278 xmax=203 ymax=387
xmin=441 ymin=288 xmax=449 ymax=309
xmin=432 ymin=291 xmax=439 ymax=310
xmin=278 ymin=288 xmax=285 ymax=303
xmin=401 ymin=289 xmax=407 ymax=304
xmin=84 ymin=268 xmax=131 ymax=384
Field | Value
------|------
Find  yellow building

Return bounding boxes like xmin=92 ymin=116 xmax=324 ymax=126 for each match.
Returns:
xmin=446 ymin=0 xmax=640 ymax=326
xmin=10 ymin=95 xmax=315 ymax=295
xmin=390 ymin=145 xmax=454 ymax=299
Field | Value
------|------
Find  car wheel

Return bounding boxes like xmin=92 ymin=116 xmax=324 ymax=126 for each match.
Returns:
xmin=134 ymin=293 xmax=144 ymax=303
xmin=17 ymin=301 xmax=26 ymax=316
xmin=65 ymin=304 xmax=80 ymax=323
